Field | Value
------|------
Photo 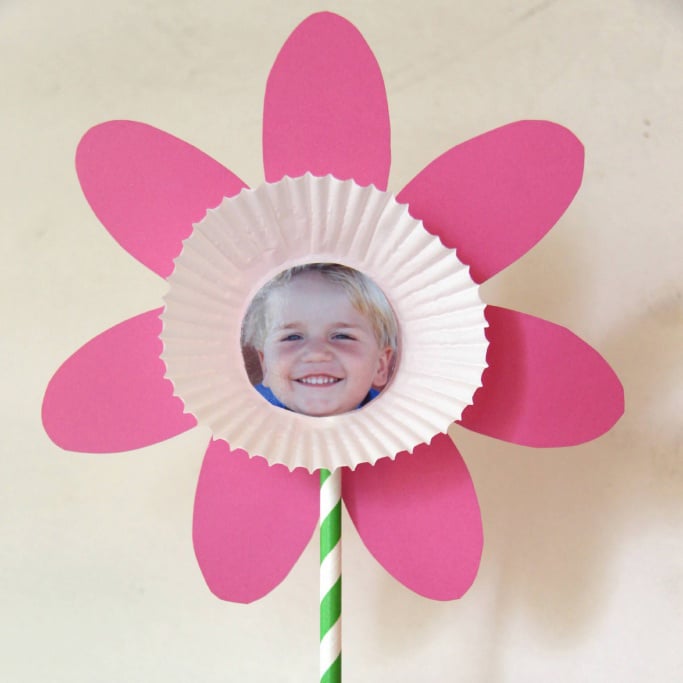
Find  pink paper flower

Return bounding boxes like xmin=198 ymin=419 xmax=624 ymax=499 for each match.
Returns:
xmin=42 ymin=13 xmax=623 ymax=603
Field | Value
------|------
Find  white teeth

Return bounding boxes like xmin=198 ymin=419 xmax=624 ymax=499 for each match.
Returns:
xmin=298 ymin=376 xmax=339 ymax=385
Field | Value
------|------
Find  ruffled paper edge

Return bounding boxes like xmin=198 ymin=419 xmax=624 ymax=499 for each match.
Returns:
xmin=160 ymin=174 xmax=489 ymax=471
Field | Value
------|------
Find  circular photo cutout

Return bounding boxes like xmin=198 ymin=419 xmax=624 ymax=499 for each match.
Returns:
xmin=241 ymin=263 xmax=399 ymax=416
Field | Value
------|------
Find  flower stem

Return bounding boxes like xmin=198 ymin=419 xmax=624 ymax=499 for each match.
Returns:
xmin=320 ymin=468 xmax=341 ymax=683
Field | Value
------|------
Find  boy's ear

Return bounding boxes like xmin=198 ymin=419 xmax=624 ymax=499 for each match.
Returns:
xmin=372 ymin=347 xmax=393 ymax=388
xmin=257 ymin=350 xmax=269 ymax=387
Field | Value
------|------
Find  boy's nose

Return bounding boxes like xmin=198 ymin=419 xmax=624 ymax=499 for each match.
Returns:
xmin=302 ymin=338 xmax=332 ymax=360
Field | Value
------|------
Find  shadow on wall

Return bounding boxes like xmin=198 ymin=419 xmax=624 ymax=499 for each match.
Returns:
xmin=365 ymin=220 xmax=682 ymax=679
xmin=473 ymin=278 xmax=680 ymax=680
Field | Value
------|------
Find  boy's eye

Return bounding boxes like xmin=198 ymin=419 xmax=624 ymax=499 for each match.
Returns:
xmin=332 ymin=333 xmax=355 ymax=341
xmin=280 ymin=333 xmax=302 ymax=342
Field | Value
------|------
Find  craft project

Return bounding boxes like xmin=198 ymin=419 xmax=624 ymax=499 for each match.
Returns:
xmin=161 ymin=175 xmax=488 ymax=471
xmin=41 ymin=11 xmax=624 ymax=682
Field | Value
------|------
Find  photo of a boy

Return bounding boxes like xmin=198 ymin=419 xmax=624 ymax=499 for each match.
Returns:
xmin=242 ymin=263 xmax=398 ymax=416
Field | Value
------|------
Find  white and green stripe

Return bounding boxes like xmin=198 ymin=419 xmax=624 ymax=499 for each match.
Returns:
xmin=319 ymin=468 xmax=342 ymax=683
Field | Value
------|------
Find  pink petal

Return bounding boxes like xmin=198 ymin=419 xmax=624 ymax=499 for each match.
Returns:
xmin=193 ymin=440 xmax=318 ymax=603
xmin=42 ymin=309 xmax=196 ymax=452
xmin=459 ymin=306 xmax=624 ymax=446
xmin=263 ymin=12 xmax=391 ymax=188
xmin=76 ymin=121 xmax=248 ymax=278
xmin=343 ymin=434 xmax=482 ymax=600
xmin=396 ymin=121 xmax=584 ymax=283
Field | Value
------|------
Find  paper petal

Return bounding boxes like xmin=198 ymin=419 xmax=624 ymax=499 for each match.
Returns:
xmin=396 ymin=121 xmax=584 ymax=283
xmin=42 ymin=309 xmax=196 ymax=452
xmin=263 ymin=12 xmax=391 ymax=189
xmin=193 ymin=439 xmax=318 ymax=603
xmin=343 ymin=434 xmax=482 ymax=600
xmin=76 ymin=121 xmax=248 ymax=278
xmin=459 ymin=306 xmax=624 ymax=446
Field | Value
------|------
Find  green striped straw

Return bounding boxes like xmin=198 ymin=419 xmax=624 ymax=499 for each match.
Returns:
xmin=319 ymin=468 xmax=342 ymax=683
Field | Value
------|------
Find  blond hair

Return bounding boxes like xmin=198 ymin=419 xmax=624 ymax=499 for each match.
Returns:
xmin=241 ymin=263 xmax=398 ymax=352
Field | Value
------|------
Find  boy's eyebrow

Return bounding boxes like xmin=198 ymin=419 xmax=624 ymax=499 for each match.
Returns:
xmin=275 ymin=322 xmax=300 ymax=329
xmin=272 ymin=322 xmax=366 ymax=330
xmin=331 ymin=322 xmax=365 ymax=329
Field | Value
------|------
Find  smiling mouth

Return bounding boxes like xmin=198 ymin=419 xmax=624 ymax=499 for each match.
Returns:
xmin=295 ymin=375 xmax=342 ymax=386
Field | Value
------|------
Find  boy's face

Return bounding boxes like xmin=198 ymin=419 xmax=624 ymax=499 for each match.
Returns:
xmin=258 ymin=272 xmax=393 ymax=416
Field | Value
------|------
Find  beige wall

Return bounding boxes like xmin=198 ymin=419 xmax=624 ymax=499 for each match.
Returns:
xmin=2 ymin=1 xmax=681 ymax=680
